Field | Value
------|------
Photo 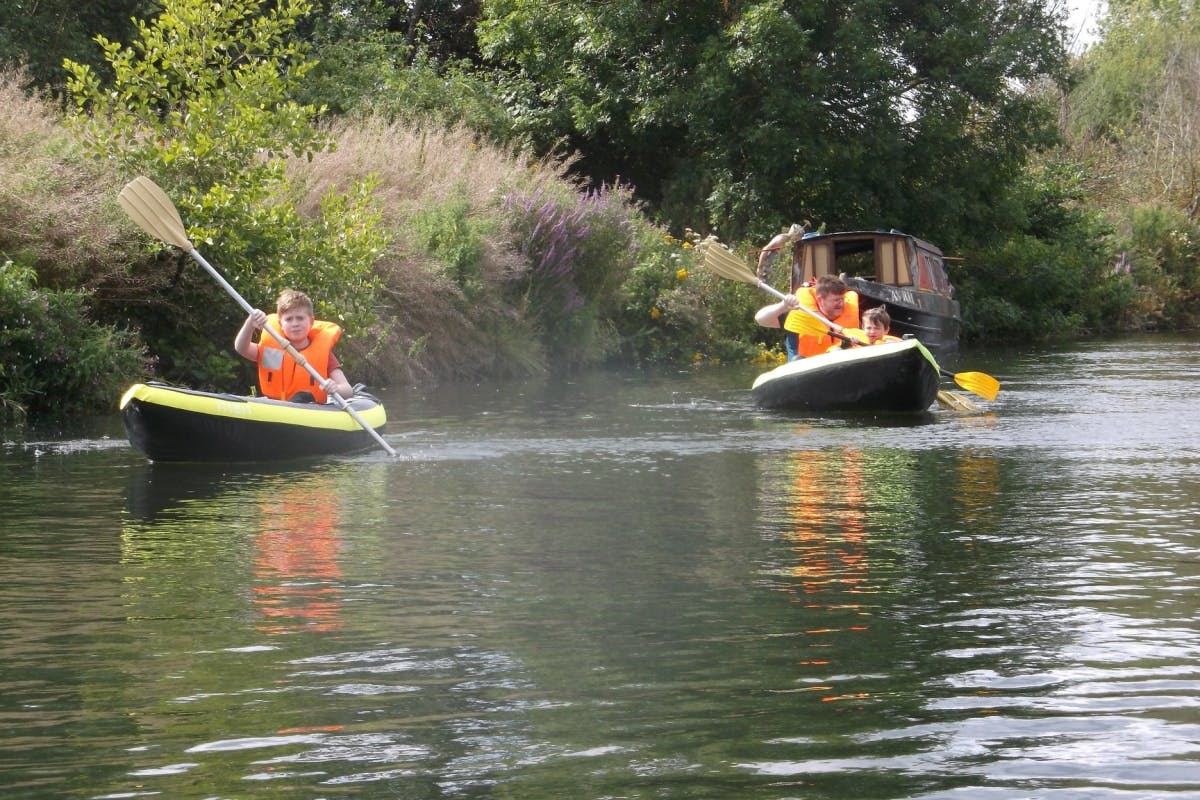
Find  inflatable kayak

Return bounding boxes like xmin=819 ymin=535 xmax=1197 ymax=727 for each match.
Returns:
xmin=120 ymin=382 xmax=389 ymax=462
xmin=751 ymin=339 xmax=940 ymax=412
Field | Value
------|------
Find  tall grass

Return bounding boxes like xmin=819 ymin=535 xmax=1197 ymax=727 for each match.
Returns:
xmin=291 ymin=119 xmax=557 ymax=383
xmin=0 ymin=71 xmax=128 ymax=290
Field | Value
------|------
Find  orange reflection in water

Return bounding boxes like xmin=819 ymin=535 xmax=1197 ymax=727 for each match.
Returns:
xmin=778 ymin=446 xmax=877 ymax=706
xmin=784 ymin=447 xmax=870 ymax=600
xmin=253 ymin=482 xmax=344 ymax=634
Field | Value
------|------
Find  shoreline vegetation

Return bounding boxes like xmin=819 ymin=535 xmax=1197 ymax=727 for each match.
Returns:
xmin=2 ymin=70 xmax=755 ymax=422
xmin=2 ymin=0 xmax=1198 ymax=423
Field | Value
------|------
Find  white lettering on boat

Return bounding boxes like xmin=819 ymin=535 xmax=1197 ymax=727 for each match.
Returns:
xmin=215 ymin=400 xmax=254 ymax=418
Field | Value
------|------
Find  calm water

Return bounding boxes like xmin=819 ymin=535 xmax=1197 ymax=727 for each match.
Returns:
xmin=2 ymin=336 xmax=1198 ymax=800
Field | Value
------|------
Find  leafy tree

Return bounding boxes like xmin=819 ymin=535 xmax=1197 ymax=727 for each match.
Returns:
xmin=1069 ymin=0 xmax=1200 ymax=216
xmin=303 ymin=0 xmax=483 ymax=62
xmin=477 ymin=0 xmax=1069 ymax=244
xmin=1062 ymin=0 xmax=1200 ymax=329
xmin=63 ymin=0 xmax=389 ymax=389
xmin=953 ymin=157 xmax=1132 ymax=342
xmin=0 ymin=0 xmax=151 ymax=92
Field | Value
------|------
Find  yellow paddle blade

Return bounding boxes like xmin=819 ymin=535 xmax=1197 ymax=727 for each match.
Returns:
xmin=840 ymin=327 xmax=870 ymax=346
xmin=952 ymin=371 xmax=1000 ymax=402
xmin=118 ymin=176 xmax=194 ymax=251
xmin=783 ymin=307 xmax=830 ymax=335
xmin=698 ymin=239 xmax=760 ymax=286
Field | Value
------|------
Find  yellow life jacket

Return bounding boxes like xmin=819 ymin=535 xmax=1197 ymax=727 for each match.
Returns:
xmin=792 ymin=288 xmax=860 ymax=357
xmin=256 ymin=315 xmax=342 ymax=403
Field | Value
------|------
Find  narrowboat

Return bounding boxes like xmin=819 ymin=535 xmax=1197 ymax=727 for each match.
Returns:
xmin=768 ymin=229 xmax=962 ymax=356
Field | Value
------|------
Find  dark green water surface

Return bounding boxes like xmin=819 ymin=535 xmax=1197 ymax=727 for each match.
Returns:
xmin=2 ymin=337 xmax=1198 ymax=799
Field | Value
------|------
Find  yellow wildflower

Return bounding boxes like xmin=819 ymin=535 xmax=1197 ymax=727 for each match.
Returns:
xmin=676 ymin=268 xmax=688 ymax=281
xmin=650 ymin=307 xmax=661 ymax=319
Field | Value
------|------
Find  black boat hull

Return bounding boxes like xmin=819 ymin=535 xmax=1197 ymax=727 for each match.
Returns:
xmin=751 ymin=340 xmax=940 ymax=412
xmin=120 ymin=383 xmax=389 ymax=462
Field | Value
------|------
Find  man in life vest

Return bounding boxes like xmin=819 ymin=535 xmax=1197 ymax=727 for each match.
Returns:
xmin=754 ymin=274 xmax=861 ymax=359
xmin=234 ymin=289 xmax=354 ymax=402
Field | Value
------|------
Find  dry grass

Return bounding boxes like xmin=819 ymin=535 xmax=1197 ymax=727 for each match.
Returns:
xmin=0 ymin=69 xmax=132 ymax=290
xmin=288 ymin=118 xmax=572 ymax=385
xmin=1 ymin=70 xmax=590 ymax=388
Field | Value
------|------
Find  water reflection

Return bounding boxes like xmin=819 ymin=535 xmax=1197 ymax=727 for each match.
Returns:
xmin=781 ymin=446 xmax=871 ymax=600
xmin=254 ymin=478 xmax=344 ymax=634
xmin=5 ymin=340 xmax=1200 ymax=799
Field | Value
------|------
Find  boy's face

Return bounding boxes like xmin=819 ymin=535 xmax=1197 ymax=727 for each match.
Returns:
xmin=864 ymin=318 xmax=886 ymax=343
xmin=278 ymin=306 xmax=314 ymax=344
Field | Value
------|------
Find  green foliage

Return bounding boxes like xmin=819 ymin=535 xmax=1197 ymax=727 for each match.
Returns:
xmin=0 ymin=259 xmax=147 ymax=421
xmin=953 ymin=160 xmax=1131 ymax=342
xmin=1069 ymin=0 xmax=1193 ymax=141
xmin=62 ymin=0 xmax=390 ymax=388
xmin=478 ymin=0 xmax=1069 ymax=243
xmin=611 ymin=229 xmax=763 ymax=365
xmin=410 ymin=190 xmax=490 ymax=301
xmin=0 ymin=0 xmax=151 ymax=93
xmin=1057 ymin=0 xmax=1200 ymax=332
xmin=612 ymin=231 xmax=704 ymax=364
xmin=64 ymin=0 xmax=327 ymax=185
xmin=500 ymin=182 xmax=641 ymax=365
xmin=1114 ymin=204 xmax=1200 ymax=329
xmin=188 ymin=178 xmax=389 ymax=332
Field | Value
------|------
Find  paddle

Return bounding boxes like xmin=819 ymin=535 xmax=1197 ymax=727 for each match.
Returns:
xmin=698 ymin=238 xmax=1000 ymax=402
xmin=117 ymin=176 xmax=398 ymax=457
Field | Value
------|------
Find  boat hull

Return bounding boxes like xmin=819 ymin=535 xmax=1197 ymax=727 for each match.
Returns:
xmin=120 ymin=382 xmax=388 ymax=462
xmin=751 ymin=340 xmax=940 ymax=412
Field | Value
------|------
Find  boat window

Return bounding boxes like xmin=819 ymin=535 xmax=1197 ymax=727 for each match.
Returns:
xmin=892 ymin=239 xmax=912 ymax=286
xmin=916 ymin=252 xmax=936 ymax=290
xmin=796 ymin=241 xmax=834 ymax=286
xmin=928 ymin=254 xmax=949 ymax=294
xmin=836 ymin=249 xmax=874 ymax=280
xmin=879 ymin=240 xmax=896 ymax=284
xmin=897 ymin=239 xmax=912 ymax=286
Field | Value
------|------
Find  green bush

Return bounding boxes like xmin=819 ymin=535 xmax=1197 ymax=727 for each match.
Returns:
xmin=1 ymin=260 xmax=147 ymax=421
xmin=500 ymin=182 xmax=640 ymax=365
xmin=1118 ymin=204 xmax=1200 ymax=329
xmin=63 ymin=0 xmax=389 ymax=389
xmin=410 ymin=190 xmax=490 ymax=302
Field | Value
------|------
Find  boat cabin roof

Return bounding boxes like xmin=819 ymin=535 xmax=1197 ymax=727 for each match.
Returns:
xmin=790 ymin=230 xmax=954 ymax=297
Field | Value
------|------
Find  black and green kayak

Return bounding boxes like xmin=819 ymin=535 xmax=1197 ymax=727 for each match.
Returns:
xmin=120 ymin=382 xmax=389 ymax=462
xmin=751 ymin=339 xmax=940 ymax=412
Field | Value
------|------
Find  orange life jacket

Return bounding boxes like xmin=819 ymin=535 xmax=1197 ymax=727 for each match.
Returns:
xmin=792 ymin=288 xmax=860 ymax=357
xmin=256 ymin=315 xmax=342 ymax=403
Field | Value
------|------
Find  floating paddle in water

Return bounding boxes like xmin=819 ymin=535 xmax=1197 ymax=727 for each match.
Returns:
xmin=698 ymin=237 xmax=1000 ymax=402
xmin=117 ymin=176 xmax=398 ymax=457
xmin=935 ymin=389 xmax=979 ymax=412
